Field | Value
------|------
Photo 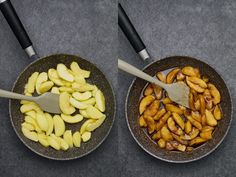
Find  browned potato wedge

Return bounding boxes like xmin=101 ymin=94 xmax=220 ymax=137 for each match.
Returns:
xmin=191 ymin=89 xmax=198 ymax=102
xmin=166 ymin=68 xmax=180 ymax=84
xmin=191 ymin=111 xmax=201 ymax=122
xmin=189 ymin=92 xmax=195 ymax=110
xmin=171 ymin=141 xmax=186 ymax=152
xmin=144 ymin=84 xmax=153 ymax=96
xmin=208 ymin=83 xmax=221 ymax=105
xmin=152 ymin=131 xmax=161 ymax=140
xmin=200 ymin=130 xmax=212 ymax=140
xmin=189 ymin=127 xmax=200 ymax=139
xmin=203 ymin=89 xmax=211 ymax=97
xmin=153 ymin=108 xmax=166 ymax=121
xmin=187 ymin=77 xmax=207 ymax=88
xmin=152 ymin=84 xmax=162 ymax=99
xmin=144 ymin=116 xmax=156 ymax=134
xmin=175 ymin=127 xmax=184 ymax=136
xmin=139 ymin=116 xmax=147 ymax=127
xmin=165 ymin=104 xmax=183 ymax=115
xmin=172 ymin=113 xmax=185 ymax=129
xmin=199 ymin=95 xmax=205 ymax=116
xmin=205 ymin=97 xmax=213 ymax=110
xmin=156 ymin=111 xmax=171 ymax=131
xmin=166 ymin=142 xmax=174 ymax=150
xmin=194 ymin=99 xmax=200 ymax=110
xmin=186 ymin=146 xmax=194 ymax=152
xmin=185 ymin=120 xmax=192 ymax=134
xmin=182 ymin=66 xmax=198 ymax=77
xmin=186 ymin=77 xmax=205 ymax=93
xmin=201 ymin=115 xmax=207 ymax=126
xmin=156 ymin=72 xmax=166 ymax=83
xmin=171 ymin=133 xmax=188 ymax=145
xmin=186 ymin=115 xmax=202 ymax=130
xmin=161 ymin=126 xmax=173 ymax=141
xmin=190 ymin=137 xmax=207 ymax=146
xmin=167 ymin=117 xmax=178 ymax=132
xmin=202 ymin=126 xmax=214 ymax=132
xmin=158 ymin=139 xmax=166 ymax=148
xmin=139 ymin=95 xmax=155 ymax=114
xmin=202 ymin=75 xmax=209 ymax=83
xmin=143 ymin=100 xmax=160 ymax=117
xmin=176 ymin=71 xmax=185 ymax=81
xmin=162 ymin=97 xmax=172 ymax=104
xmin=213 ymin=105 xmax=222 ymax=120
xmin=205 ymin=109 xmax=217 ymax=126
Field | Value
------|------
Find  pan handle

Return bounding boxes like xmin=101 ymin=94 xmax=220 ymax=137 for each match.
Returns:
xmin=118 ymin=3 xmax=150 ymax=60
xmin=0 ymin=0 xmax=36 ymax=58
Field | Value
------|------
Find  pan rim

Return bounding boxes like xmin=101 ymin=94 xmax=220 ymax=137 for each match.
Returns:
xmin=9 ymin=53 xmax=116 ymax=160
xmin=125 ymin=55 xmax=233 ymax=163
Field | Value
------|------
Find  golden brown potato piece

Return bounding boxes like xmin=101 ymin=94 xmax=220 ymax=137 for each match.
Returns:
xmin=213 ymin=105 xmax=222 ymax=120
xmin=186 ymin=77 xmax=205 ymax=93
xmin=176 ymin=71 xmax=185 ymax=81
xmin=165 ymin=104 xmax=183 ymax=115
xmin=139 ymin=116 xmax=147 ymax=127
xmin=190 ymin=137 xmax=207 ymax=146
xmin=175 ymin=127 xmax=184 ymax=136
xmin=182 ymin=66 xmax=198 ymax=77
xmin=191 ymin=89 xmax=198 ymax=102
xmin=187 ymin=77 xmax=207 ymax=88
xmin=202 ymin=75 xmax=209 ymax=83
xmin=201 ymin=115 xmax=207 ymax=126
xmin=169 ymin=141 xmax=186 ymax=152
xmin=166 ymin=68 xmax=180 ymax=84
xmin=166 ymin=142 xmax=174 ymax=150
xmin=205 ymin=97 xmax=213 ymax=110
xmin=205 ymin=109 xmax=217 ymax=126
xmin=162 ymin=97 xmax=172 ymax=104
xmin=189 ymin=127 xmax=200 ymax=139
xmin=152 ymin=131 xmax=161 ymax=140
xmin=172 ymin=113 xmax=185 ymax=129
xmin=200 ymin=130 xmax=213 ymax=140
xmin=185 ymin=120 xmax=192 ymax=134
xmin=167 ymin=117 xmax=178 ymax=132
xmin=139 ymin=95 xmax=155 ymax=114
xmin=161 ymin=126 xmax=173 ymax=141
xmin=186 ymin=115 xmax=202 ymax=130
xmin=202 ymin=126 xmax=214 ymax=132
xmin=158 ymin=139 xmax=166 ymax=148
xmin=156 ymin=72 xmax=166 ymax=83
xmin=191 ymin=111 xmax=201 ymax=122
xmin=153 ymin=108 xmax=166 ymax=121
xmin=208 ymin=83 xmax=221 ymax=105
xmin=156 ymin=111 xmax=171 ymax=131
xmin=186 ymin=146 xmax=194 ymax=152
xmin=194 ymin=99 xmax=200 ymax=111
xmin=144 ymin=116 xmax=156 ymax=134
xmin=144 ymin=84 xmax=153 ymax=96
xmin=203 ymin=89 xmax=211 ymax=97
xmin=171 ymin=133 xmax=188 ymax=145
xmin=189 ymin=93 xmax=195 ymax=110
xmin=199 ymin=95 xmax=205 ymax=116
xmin=152 ymin=84 xmax=162 ymax=99
xmin=143 ymin=100 xmax=160 ymax=117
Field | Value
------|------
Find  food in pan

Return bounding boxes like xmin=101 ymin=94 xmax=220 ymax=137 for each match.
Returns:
xmin=139 ymin=66 xmax=222 ymax=152
xmin=20 ymin=62 xmax=106 ymax=151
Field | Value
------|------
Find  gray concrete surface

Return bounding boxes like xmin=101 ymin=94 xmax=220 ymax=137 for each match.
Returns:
xmin=118 ymin=0 xmax=236 ymax=177
xmin=0 ymin=0 xmax=118 ymax=177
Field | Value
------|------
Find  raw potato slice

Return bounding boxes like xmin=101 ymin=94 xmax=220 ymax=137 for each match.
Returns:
xmin=39 ymin=81 xmax=54 ymax=93
xmin=63 ymin=130 xmax=73 ymax=148
xmin=38 ymin=133 xmax=49 ymax=147
xmin=21 ymin=122 xmax=35 ymax=131
xmin=72 ymin=91 xmax=92 ymax=101
xmin=27 ymin=72 xmax=39 ymax=93
xmin=47 ymin=136 xmax=60 ymax=150
xmin=139 ymin=95 xmax=155 ymax=114
xmin=20 ymin=103 xmax=41 ymax=113
xmin=53 ymin=115 xmax=65 ymax=136
xmin=205 ymin=109 xmax=217 ymax=126
xmin=25 ymin=116 xmax=42 ymax=133
xmin=74 ymin=75 xmax=86 ymax=84
xmin=72 ymin=83 xmax=95 ymax=92
xmin=82 ymin=98 xmax=96 ymax=105
xmin=69 ymin=97 xmax=88 ymax=109
xmin=25 ymin=111 xmax=36 ymax=119
xmin=58 ymin=137 xmax=69 ymax=150
xmin=86 ymin=105 xmax=104 ymax=119
xmin=80 ymin=119 xmax=95 ymax=134
xmin=22 ymin=127 xmax=38 ymax=142
xmin=70 ymin=61 xmax=90 ymax=78
xmin=36 ymin=113 xmax=48 ymax=132
xmin=45 ymin=113 xmax=53 ymax=135
xmin=59 ymin=87 xmax=74 ymax=93
xmin=61 ymin=114 xmax=83 ymax=123
xmin=57 ymin=64 xmax=74 ymax=82
xmin=36 ymin=72 xmax=48 ymax=94
xmin=51 ymin=87 xmax=60 ymax=94
xmin=59 ymin=92 xmax=76 ymax=115
xmin=48 ymin=69 xmax=64 ymax=86
xmin=72 ymin=131 xmax=81 ymax=147
xmin=81 ymin=132 xmax=91 ymax=142
xmin=95 ymin=90 xmax=105 ymax=112
xmin=86 ymin=116 xmax=106 ymax=131
xmin=80 ymin=109 xmax=90 ymax=118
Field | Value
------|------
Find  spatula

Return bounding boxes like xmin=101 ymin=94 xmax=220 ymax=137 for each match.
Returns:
xmin=0 ymin=89 xmax=61 ymax=114
xmin=118 ymin=59 xmax=190 ymax=108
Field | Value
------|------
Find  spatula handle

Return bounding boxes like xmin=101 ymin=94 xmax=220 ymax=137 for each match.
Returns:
xmin=0 ymin=89 xmax=34 ymax=101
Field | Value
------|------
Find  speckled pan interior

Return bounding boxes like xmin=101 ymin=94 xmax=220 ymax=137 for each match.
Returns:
xmin=126 ymin=56 xmax=232 ymax=163
xmin=9 ymin=54 xmax=116 ymax=160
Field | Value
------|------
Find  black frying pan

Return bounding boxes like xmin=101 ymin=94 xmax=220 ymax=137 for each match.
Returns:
xmin=119 ymin=3 xmax=233 ymax=163
xmin=1 ymin=0 xmax=116 ymax=160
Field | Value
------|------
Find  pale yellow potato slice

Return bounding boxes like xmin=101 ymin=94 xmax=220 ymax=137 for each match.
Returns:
xmin=74 ymin=75 xmax=86 ymax=84
xmin=86 ymin=105 xmax=104 ymax=119
xmin=51 ymin=87 xmax=60 ymax=94
xmin=59 ymin=87 xmax=74 ymax=93
xmin=72 ymin=131 xmax=81 ymax=147
xmin=86 ymin=115 xmax=106 ymax=132
xmin=57 ymin=64 xmax=74 ymax=82
xmin=61 ymin=114 xmax=83 ymax=123
xmin=38 ymin=133 xmax=49 ymax=147
xmin=39 ymin=81 xmax=54 ymax=93
xmin=45 ymin=113 xmax=53 ymax=135
xmin=69 ymin=97 xmax=88 ymax=109
xmin=53 ymin=115 xmax=65 ymax=136
xmin=36 ymin=113 xmax=48 ymax=132
xmin=47 ymin=136 xmax=60 ymax=150
xmin=24 ymin=116 xmax=42 ymax=133
xmin=36 ymin=72 xmax=48 ymax=94
xmin=80 ymin=119 xmax=95 ymax=134
xmin=59 ymin=92 xmax=76 ymax=115
xmin=72 ymin=91 xmax=92 ymax=101
xmin=25 ymin=110 xmax=36 ymax=119
xmin=72 ymin=83 xmax=95 ymax=92
xmin=57 ymin=137 xmax=69 ymax=150
xmin=20 ymin=103 xmax=41 ymax=113
xmin=70 ymin=61 xmax=90 ymax=78
xmin=81 ymin=131 xmax=91 ymax=142
xmin=82 ymin=98 xmax=96 ymax=105
xmin=79 ymin=110 xmax=90 ymax=118
xmin=22 ymin=127 xmax=38 ymax=142
xmin=21 ymin=122 xmax=35 ymax=131
xmin=95 ymin=90 xmax=105 ymax=112
xmin=48 ymin=69 xmax=64 ymax=86
xmin=26 ymin=72 xmax=39 ymax=93
xmin=92 ymin=86 xmax=98 ymax=97
xmin=63 ymin=130 xmax=73 ymax=148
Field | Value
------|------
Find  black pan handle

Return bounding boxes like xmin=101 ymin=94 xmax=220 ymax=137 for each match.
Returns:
xmin=0 ymin=0 xmax=36 ymax=58
xmin=118 ymin=3 xmax=150 ymax=60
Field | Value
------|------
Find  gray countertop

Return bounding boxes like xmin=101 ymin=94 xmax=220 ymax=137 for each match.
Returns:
xmin=0 ymin=0 xmax=117 ymax=177
xmin=118 ymin=0 xmax=236 ymax=177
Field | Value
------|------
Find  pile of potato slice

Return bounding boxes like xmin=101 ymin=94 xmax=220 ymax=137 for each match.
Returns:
xmin=139 ymin=66 xmax=222 ymax=152
xmin=20 ymin=61 xmax=106 ymax=151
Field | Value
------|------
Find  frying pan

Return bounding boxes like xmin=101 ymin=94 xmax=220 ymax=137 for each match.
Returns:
xmin=0 ymin=0 xmax=116 ymax=160
xmin=119 ymin=3 xmax=233 ymax=163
